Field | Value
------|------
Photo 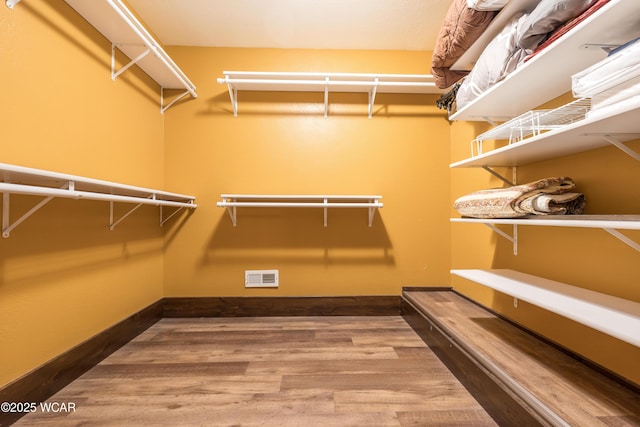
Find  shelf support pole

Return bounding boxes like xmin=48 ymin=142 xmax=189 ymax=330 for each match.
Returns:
xmin=323 ymin=197 xmax=328 ymax=227
xmin=2 ymin=181 xmax=71 ymax=238
xmin=324 ymin=77 xmax=329 ymax=119
xmin=602 ymin=135 xmax=640 ymax=162
xmin=111 ymin=44 xmax=150 ymax=81
xmin=368 ymin=78 xmax=379 ymax=119
xmin=603 ymin=228 xmax=640 ymax=252
xmin=225 ymin=79 xmax=238 ymax=117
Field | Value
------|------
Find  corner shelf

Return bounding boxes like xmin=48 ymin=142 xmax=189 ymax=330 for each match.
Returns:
xmin=451 ymin=269 xmax=640 ymax=347
xmin=217 ymin=71 xmax=443 ymax=118
xmin=1 ymin=163 xmax=197 ymax=238
xmin=451 ymin=215 xmax=640 ymax=253
xmin=450 ymin=0 xmax=640 ymax=122
xmin=217 ymin=194 xmax=383 ymax=227
xmin=62 ymin=0 xmax=197 ymax=113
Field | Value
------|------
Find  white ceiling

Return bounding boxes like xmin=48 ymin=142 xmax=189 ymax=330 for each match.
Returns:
xmin=126 ymin=0 xmax=452 ymax=51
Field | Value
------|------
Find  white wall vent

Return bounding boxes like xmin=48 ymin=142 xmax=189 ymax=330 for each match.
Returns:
xmin=245 ymin=269 xmax=279 ymax=288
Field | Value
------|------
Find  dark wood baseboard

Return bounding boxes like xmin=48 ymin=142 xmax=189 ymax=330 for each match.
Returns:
xmin=401 ymin=296 xmax=548 ymax=427
xmin=162 ymin=295 xmax=401 ymax=317
xmin=0 ymin=300 xmax=163 ymax=427
xmin=1 ymin=295 xmax=400 ymax=425
xmin=402 ymin=286 xmax=452 ymax=292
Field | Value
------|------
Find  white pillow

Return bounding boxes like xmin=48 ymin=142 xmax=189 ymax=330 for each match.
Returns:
xmin=518 ymin=0 xmax=598 ymax=50
xmin=467 ymin=0 xmax=510 ymax=11
xmin=456 ymin=13 xmax=530 ymax=109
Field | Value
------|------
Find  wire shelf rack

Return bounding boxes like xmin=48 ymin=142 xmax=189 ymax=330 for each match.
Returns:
xmin=471 ymin=98 xmax=591 ymax=156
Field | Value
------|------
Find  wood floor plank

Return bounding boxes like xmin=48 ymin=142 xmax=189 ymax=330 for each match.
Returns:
xmin=82 ymin=361 xmax=249 ymax=379
xmin=14 ymin=316 xmax=495 ymax=426
xmin=334 ymin=388 xmax=489 ymax=413
xmin=102 ymin=343 xmax=399 ymax=364
xmin=397 ymin=409 xmax=498 ymax=427
xmin=246 ymin=358 xmax=448 ymax=376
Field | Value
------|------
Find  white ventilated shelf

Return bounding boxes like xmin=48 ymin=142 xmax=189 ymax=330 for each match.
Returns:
xmin=62 ymin=0 xmax=197 ymax=113
xmin=451 ymin=215 xmax=640 ymax=253
xmin=451 ymin=97 xmax=640 ymax=168
xmin=217 ymin=194 xmax=383 ymax=227
xmin=217 ymin=71 xmax=443 ymax=118
xmin=0 ymin=163 xmax=197 ymax=237
xmin=450 ymin=0 xmax=640 ymax=121
xmin=470 ymin=98 xmax=591 ymax=156
xmin=451 ymin=269 xmax=640 ymax=347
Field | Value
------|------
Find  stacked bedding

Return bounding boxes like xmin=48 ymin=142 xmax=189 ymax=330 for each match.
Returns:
xmin=431 ymin=0 xmax=497 ymax=89
xmin=455 ymin=0 xmax=602 ymax=110
xmin=453 ymin=177 xmax=585 ymax=219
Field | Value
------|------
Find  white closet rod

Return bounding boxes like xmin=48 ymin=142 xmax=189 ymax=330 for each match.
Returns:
xmin=218 ymin=202 xmax=383 ymax=208
xmin=105 ymin=0 xmax=197 ymax=98
xmin=0 ymin=183 xmax=196 ymax=208
xmin=218 ymin=77 xmax=437 ymax=90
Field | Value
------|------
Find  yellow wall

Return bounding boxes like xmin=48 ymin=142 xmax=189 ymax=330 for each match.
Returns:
xmin=162 ymin=47 xmax=451 ymax=297
xmin=450 ymin=97 xmax=640 ymax=385
xmin=0 ymin=0 xmax=167 ymax=387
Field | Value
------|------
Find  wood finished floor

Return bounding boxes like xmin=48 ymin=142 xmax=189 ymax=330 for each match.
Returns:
xmin=404 ymin=291 xmax=640 ymax=427
xmin=15 ymin=316 xmax=496 ymax=426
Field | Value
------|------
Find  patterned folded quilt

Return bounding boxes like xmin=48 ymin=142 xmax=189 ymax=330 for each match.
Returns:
xmin=454 ymin=177 xmax=586 ymax=218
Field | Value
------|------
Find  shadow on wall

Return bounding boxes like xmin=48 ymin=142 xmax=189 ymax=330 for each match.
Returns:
xmin=201 ymin=92 xmax=444 ymax=118
xmin=0 ymin=196 xmax=189 ymax=288
xmin=21 ymin=0 xmax=162 ymax=108
xmin=201 ymin=207 xmax=394 ymax=267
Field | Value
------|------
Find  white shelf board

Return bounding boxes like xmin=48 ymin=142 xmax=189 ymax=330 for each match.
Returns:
xmin=217 ymin=71 xmax=443 ymax=117
xmin=451 ymin=269 xmax=640 ymax=347
xmin=451 ymin=98 xmax=640 ymax=168
xmin=450 ymin=215 xmax=640 ymax=230
xmin=0 ymin=163 xmax=196 ymax=204
xmin=217 ymin=72 xmax=443 ymax=94
xmin=450 ymin=0 xmax=640 ymax=121
xmin=1 ymin=163 xmax=196 ymax=237
xmin=64 ymin=0 xmax=196 ymax=95
xmin=450 ymin=0 xmax=541 ymax=72
xmin=217 ymin=194 xmax=383 ymax=227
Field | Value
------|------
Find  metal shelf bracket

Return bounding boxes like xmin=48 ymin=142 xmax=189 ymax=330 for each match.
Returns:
xmin=161 ymin=88 xmax=191 ymax=114
xmin=160 ymin=205 xmax=186 ymax=226
xmin=109 ymin=194 xmax=154 ymax=231
xmin=481 ymin=166 xmax=517 ymax=186
xmin=2 ymin=181 xmax=72 ymax=238
xmin=603 ymin=228 xmax=640 ymax=252
xmin=601 ymin=134 xmax=640 ymax=162
xmin=483 ymin=223 xmax=518 ymax=255
xmin=111 ymin=44 xmax=150 ymax=81
xmin=368 ymin=78 xmax=379 ymax=119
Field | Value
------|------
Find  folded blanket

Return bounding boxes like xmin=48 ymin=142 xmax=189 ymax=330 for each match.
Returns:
xmin=454 ymin=177 xmax=586 ymax=218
